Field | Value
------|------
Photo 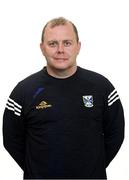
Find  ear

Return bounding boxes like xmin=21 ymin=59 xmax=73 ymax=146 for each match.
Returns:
xmin=40 ymin=43 xmax=45 ymax=56
xmin=77 ymin=41 xmax=81 ymax=54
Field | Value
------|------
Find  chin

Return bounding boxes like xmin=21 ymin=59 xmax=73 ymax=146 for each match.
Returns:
xmin=52 ymin=63 xmax=71 ymax=71
xmin=54 ymin=66 xmax=69 ymax=71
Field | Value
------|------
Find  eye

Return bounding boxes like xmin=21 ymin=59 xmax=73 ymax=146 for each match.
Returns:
xmin=64 ymin=41 xmax=72 ymax=47
xmin=48 ymin=41 xmax=58 ymax=47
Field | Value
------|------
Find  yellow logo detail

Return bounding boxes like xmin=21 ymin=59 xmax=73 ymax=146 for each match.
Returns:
xmin=36 ymin=101 xmax=52 ymax=109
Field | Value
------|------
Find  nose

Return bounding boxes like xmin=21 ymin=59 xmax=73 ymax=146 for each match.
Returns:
xmin=57 ymin=43 xmax=64 ymax=54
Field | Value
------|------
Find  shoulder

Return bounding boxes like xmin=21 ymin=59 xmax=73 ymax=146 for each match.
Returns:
xmin=14 ymin=69 xmax=45 ymax=90
xmin=19 ymin=69 xmax=44 ymax=86
xmin=10 ymin=69 xmax=45 ymax=97
xmin=78 ymin=66 xmax=114 ymax=92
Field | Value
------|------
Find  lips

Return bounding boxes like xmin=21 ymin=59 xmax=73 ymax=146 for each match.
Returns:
xmin=54 ymin=58 xmax=68 ymax=61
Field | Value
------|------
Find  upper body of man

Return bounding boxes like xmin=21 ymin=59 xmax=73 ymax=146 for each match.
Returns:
xmin=3 ymin=17 xmax=125 ymax=179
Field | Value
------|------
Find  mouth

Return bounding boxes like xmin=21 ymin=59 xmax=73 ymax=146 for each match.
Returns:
xmin=54 ymin=58 xmax=68 ymax=61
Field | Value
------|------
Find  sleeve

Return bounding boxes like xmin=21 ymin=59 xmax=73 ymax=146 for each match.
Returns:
xmin=103 ymin=81 xmax=125 ymax=168
xmin=3 ymin=83 xmax=25 ymax=170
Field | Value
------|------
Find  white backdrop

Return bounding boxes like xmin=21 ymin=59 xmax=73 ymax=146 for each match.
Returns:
xmin=0 ymin=0 xmax=129 ymax=179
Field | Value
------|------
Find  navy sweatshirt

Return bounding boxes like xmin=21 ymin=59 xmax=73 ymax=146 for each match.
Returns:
xmin=3 ymin=66 xmax=125 ymax=179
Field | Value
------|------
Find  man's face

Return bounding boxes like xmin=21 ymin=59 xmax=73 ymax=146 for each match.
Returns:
xmin=40 ymin=23 xmax=81 ymax=71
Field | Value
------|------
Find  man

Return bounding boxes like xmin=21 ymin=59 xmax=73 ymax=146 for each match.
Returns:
xmin=3 ymin=17 xmax=124 ymax=179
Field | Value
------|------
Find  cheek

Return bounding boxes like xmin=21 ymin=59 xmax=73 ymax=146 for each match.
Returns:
xmin=44 ymin=48 xmax=56 ymax=57
xmin=67 ymin=48 xmax=79 ymax=57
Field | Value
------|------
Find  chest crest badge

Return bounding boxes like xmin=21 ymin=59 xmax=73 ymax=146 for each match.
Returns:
xmin=82 ymin=95 xmax=93 ymax=108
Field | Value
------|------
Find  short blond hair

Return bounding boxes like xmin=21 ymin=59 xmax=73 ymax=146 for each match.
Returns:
xmin=41 ymin=17 xmax=79 ymax=43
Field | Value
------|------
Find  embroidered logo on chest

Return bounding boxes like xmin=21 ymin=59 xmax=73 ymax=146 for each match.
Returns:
xmin=36 ymin=101 xmax=52 ymax=109
xmin=82 ymin=95 xmax=93 ymax=108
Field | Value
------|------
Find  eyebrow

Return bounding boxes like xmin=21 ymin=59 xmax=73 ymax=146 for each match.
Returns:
xmin=47 ymin=40 xmax=74 ymax=43
xmin=63 ymin=40 xmax=73 ymax=42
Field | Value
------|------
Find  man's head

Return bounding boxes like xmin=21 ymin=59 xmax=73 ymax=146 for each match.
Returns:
xmin=40 ymin=17 xmax=81 ymax=75
xmin=41 ymin=17 xmax=79 ymax=43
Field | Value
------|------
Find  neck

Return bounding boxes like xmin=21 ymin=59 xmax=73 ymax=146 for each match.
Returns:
xmin=46 ymin=65 xmax=77 ymax=79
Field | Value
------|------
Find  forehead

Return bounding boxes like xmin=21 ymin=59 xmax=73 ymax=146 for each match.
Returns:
xmin=44 ymin=23 xmax=76 ymax=41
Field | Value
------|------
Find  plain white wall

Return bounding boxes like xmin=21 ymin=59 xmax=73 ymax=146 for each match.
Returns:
xmin=0 ymin=0 xmax=129 ymax=179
